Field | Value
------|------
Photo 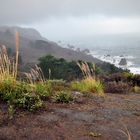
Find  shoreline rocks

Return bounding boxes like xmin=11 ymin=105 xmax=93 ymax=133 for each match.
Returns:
xmin=119 ymin=58 xmax=127 ymax=66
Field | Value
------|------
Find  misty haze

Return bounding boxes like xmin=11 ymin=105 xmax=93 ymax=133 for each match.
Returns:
xmin=0 ymin=1 xmax=140 ymax=140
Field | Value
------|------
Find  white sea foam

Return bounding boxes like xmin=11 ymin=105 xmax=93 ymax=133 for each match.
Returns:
xmin=129 ymin=67 xmax=140 ymax=74
xmin=90 ymin=51 xmax=140 ymax=74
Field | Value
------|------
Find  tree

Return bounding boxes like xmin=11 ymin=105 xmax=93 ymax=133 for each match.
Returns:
xmin=38 ymin=55 xmax=82 ymax=80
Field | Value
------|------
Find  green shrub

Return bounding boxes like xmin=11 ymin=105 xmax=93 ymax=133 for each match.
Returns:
xmin=35 ymin=82 xmax=52 ymax=99
xmin=71 ymin=78 xmax=104 ymax=96
xmin=47 ymin=80 xmax=68 ymax=91
xmin=16 ymin=93 xmax=42 ymax=111
xmin=0 ymin=41 xmax=44 ymax=112
xmin=0 ymin=80 xmax=43 ymax=112
xmin=53 ymin=91 xmax=73 ymax=103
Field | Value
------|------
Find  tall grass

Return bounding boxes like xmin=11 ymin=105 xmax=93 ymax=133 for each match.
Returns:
xmin=71 ymin=78 xmax=104 ymax=95
xmin=0 ymin=45 xmax=16 ymax=81
xmin=15 ymin=31 xmax=20 ymax=79
xmin=0 ymin=31 xmax=19 ymax=81
xmin=71 ymin=62 xmax=104 ymax=95
xmin=0 ymin=32 xmax=43 ymax=112
xmin=77 ymin=62 xmax=95 ymax=79
xmin=25 ymin=64 xmax=45 ymax=85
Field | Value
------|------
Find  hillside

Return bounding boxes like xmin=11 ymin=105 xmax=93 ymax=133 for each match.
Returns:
xmin=0 ymin=26 xmax=101 ymax=64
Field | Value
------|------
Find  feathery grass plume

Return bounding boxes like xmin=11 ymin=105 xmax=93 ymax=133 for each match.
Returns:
xmin=48 ymin=68 xmax=51 ymax=80
xmin=0 ymin=45 xmax=16 ymax=81
xmin=72 ymin=61 xmax=104 ymax=96
xmin=92 ymin=63 xmax=96 ymax=78
xmin=0 ymin=33 xmax=43 ymax=112
xmin=77 ymin=62 xmax=95 ymax=79
xmin=15 ymin=31 xmax=20 ymax=79
xmin=71 ymin=78 xmax=104 ymax=95
xmin=25 ymin=65 xmax=45 ymax=84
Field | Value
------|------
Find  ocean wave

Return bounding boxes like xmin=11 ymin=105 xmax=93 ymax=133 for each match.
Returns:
xmin=129 ymin=67 xmax=140 ymax=74
xmin=90 ymin=51 xmax=140 ymax=74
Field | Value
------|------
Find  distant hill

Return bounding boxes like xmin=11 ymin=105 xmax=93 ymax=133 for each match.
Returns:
xmin=0 ymin=26 xmax=101 ymax=64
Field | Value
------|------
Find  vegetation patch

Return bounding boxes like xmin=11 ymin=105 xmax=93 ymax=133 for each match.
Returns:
xmin=71 ymin=78 xmax=104 ymax=95
xmin=105 ymin=81 xmax=131 ymax=94
xmin=71 ymin=62 xmax=104 ymax=96
xmin=53 ymin=91 xmax=73 ymax=103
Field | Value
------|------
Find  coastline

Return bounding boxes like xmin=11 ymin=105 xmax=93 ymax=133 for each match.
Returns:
xmin=90 ymin=51 xmax=140 ymax=74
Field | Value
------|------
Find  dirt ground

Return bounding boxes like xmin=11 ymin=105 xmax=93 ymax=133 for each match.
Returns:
xmin=0 ymin=93 xmax=140 ymax=140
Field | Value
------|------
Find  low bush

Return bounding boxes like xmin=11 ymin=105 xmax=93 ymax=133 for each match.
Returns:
xmin=0 ymin=79 xmax=43 ymax=112
xmin=47 ymin=80 xmax=67 ymax=91
xmin=53 ymin=91 xmax=73 ymax=103
xmin=105 ymin=81 xmax=131 ymax=94
xmin=35 ymin=82 xmax=53 ymax=99
xmin=131 ymin=74 xmax=140 ymax=86
xmin=16 ymin=93 xmax=42 ymax=111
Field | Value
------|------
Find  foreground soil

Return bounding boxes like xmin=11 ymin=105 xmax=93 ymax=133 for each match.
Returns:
xmin=0 ymin=93 xmax=140 ymax=140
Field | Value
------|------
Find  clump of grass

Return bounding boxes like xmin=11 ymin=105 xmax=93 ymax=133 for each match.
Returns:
xmin=48 ymin=79 xmax=68 ymax=91
xmin=53 ymin=91 xmax=73 ymax=103
xmin=0 ymin=31 xmax=20 ymax=81
xmin=77 ymin=62 xmax=95 ymax=79
xmin=133 ymin=86 xmax=140 ymax=93
xmin=24 ymin=64 xmax=54 ymax=100
xmin=0 ymin=45 xmax=16 ymax=81
xmin=71 ymin=79 xmax=104 ymax=95
xmin=71 ymin=62 xmax=104 ymax=96
xmin=34 ymin=81 xmax=53 ymax=99
xmin=25 ymin=64 xmax=45 ymax=85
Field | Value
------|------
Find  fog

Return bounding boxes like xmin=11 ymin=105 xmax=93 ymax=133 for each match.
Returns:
xmin=0 ymin=0 xmax=140 ymax=45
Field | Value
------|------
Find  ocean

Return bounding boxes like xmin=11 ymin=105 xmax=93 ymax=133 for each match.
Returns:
xmin=62 ymin=33 xmax=140 ymax=74
xmin=89 ymin=45 xmax=140 ymax=74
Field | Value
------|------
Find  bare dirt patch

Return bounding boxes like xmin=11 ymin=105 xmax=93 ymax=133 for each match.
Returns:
xmin=0 ymin=93 xmax=140 ymax=140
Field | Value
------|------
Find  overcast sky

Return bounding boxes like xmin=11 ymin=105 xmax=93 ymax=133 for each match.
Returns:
xmin=0 ymin=0 xmax=140 ymax=43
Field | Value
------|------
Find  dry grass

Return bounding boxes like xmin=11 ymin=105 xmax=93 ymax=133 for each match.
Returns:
xmin=77 ymin=62 xmax=95 ymax=79
xmin=15 ymin=31 xmax=20 ymax=79
xmin=72 ymin=62 xmax=104 ymax=95
xmin=0 ymin=45 xmax=16 ymax=81
xmin=133 ymin=86 xmax=140 ymax=93
xmin=119 ymin=125 xmax=132 ymax=140
xmin=0 ymin=31 xmax=20 ymax=81
xmin=0 ymin=31 xmax=44 ymax=112
xmin=25 ymin=65 xmax=45 ymax=85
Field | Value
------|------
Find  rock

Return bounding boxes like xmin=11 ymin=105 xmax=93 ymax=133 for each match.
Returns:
xmin=67 ymin=44 xmax=75 ymax=49
xmin=82 ymin=49 xmax=90 ymax=54
xmin=106 ymin=54 xmax=111 ymax=57
xmin=72 ymin=91 xmax=83 ymax=98
xmin=119 ymin=58 xmax=127 ymax=66
xmin=72 ymin=92 xmax=84 ymax=103
xmin=120 ymin=55 xmax=124 ymax=57
xmin=76 ymin=48 xmax=81 ymax=52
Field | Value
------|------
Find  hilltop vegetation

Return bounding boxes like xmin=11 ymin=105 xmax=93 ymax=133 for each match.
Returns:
xmin=38 ymin=55 xmax=123 ymax=81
